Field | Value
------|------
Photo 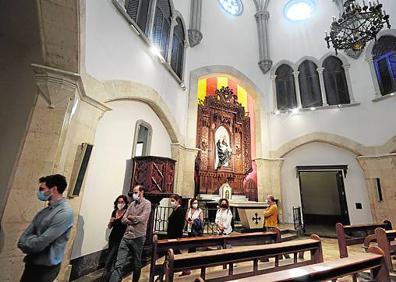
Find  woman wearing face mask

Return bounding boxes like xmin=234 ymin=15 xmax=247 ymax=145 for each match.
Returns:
xmin=180 ymin=198 xmax=204 ymax=276
xmin=215 ymin=198 xmax=233 ymax=235
xmin=186 ymin=198 xmax=204 ymax=237
xmin=166 ymin=194 xmax=186 ymax=241
xmin=102 ymin=195 xmax=128 ymax=281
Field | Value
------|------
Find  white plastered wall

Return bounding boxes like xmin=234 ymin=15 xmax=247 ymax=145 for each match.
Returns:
xmin=281 ymin=142 xmax=373 ymax=225
xmin=267 ymin=0 xmax=396 ymax=150
xmin=84 ymin=0 xmax=188 ymax=136
xmin=71 ymin=100 xmax=172 ymax=258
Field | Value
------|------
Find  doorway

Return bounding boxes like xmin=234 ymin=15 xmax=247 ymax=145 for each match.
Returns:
xmin=297 ymin=166 xmax=349 ymax=237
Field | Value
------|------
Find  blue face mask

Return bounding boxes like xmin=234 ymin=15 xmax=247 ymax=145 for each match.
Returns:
xmin=37 ymin=190 xmax=50 ymax=201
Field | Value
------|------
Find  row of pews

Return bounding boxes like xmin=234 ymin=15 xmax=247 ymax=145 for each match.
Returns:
xmin=149 ymin=222 xmax=395 ymax=282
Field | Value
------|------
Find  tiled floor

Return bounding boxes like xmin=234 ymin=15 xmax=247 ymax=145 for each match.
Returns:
xmin=75 ymin=236 xmax=395 ymax=282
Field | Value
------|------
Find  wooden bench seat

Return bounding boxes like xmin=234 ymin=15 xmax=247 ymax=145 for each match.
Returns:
xmin=150 ymin=230 xmax=280 ymax=282
xmin=336 ymin=220 xmax=392 ymax=258
xmin=231 ymin=246 xmax=390 ymax=282
xmin=163 ymin=235 xmax=323 ymax=282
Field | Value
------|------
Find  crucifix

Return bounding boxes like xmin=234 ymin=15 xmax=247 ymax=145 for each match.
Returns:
xmin=252 ymin=213 xmax=262 ymax=225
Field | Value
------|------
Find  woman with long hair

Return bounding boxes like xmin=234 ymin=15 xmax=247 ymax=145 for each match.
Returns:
xmin=102 ymin=195 xmax=128 ymax=281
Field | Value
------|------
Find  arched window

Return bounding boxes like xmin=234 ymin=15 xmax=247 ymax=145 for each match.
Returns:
xmin=372 ymin=36 xmax=396 ymax=96
xmin=152 ymin=0 xmax=172 ymax=58
xmin=298 ymin=60 xmax=322 ymax=108
xmin=275 ymin=64 xmax=297 ymax=110
xmin=171 ymin=17 xmax=185 ymax=79
xmin=323 ymin=56 xmax=350 ymax=105
xmin=125 ymin=0 xmax=151 ymax=35
xmin=133 ymin=120 xmax=152 ymax=157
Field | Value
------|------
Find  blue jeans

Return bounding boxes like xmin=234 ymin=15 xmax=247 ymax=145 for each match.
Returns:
xmin=109 ymin=236 xmax=145 ymax=282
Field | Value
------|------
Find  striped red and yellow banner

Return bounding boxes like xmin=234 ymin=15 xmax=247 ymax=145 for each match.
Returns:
xmin=197 ymin=76 xmax=256 ymax=158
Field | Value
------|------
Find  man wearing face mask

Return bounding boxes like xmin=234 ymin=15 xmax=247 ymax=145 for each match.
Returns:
xmin=17 ymin=174 xmax=73 ymax=282
xmin=109 ymin=185 xmax=151 ymax=282
xmin=166 ymin=194 xmax=186 ymax=240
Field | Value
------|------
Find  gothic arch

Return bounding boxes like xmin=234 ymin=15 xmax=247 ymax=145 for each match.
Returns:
xmin=188 ymin=65 xmax=268 ymax=158
xmin=295 ymin=56 xmax=320 ymax=68
xmin=319 ymin=52 xmax=350 ymax=66
xmin=271 ymin=60 xmax=297 ymax=75
xmin=102 ymin=80 xmax=182 ymax=144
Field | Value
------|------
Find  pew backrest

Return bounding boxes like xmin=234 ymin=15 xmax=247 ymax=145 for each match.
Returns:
xmin=231 ymin=246 xmax=390 ymax=282
xmin=336 ymin=220 xmax=392 ymax=258
xmin=150 ymin=230 xmax=280 ymax=282
xmin=163 ymin=234 xmax=323 ymax=282
xmin=375 ymin=227 xmax=396 ymax=272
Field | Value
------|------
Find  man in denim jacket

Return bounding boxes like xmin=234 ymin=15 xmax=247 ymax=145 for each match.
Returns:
xmin=17 ymin=174 xmax=73 ymax=282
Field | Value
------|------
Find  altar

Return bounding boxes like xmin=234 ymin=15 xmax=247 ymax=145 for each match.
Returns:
xmin=198 ymin=193 xmax=268 ymax=230
xmin=231 ymin=201 xmax=268 ymax=229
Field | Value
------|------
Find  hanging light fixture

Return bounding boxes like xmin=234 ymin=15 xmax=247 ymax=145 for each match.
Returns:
xmin=325 ymin=0 xmax=391 ymax=54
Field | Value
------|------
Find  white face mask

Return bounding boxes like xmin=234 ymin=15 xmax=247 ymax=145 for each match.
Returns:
xmin=117 ymin=203 xmax=125 ymax=210
xmin=132 ymin=193 xmax=139 ymax=201
xmin=192 ymin=203 xmax=198 ymax=209
xmin=170 ymin=201 xmax=177 ymax=209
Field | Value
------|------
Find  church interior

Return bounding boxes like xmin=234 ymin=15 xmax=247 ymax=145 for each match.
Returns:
xmin=1 ymin=0 xmax=396 ymax=281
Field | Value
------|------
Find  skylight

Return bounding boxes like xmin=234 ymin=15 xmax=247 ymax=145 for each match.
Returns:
xmin=285 ymin=0 xmax=315 ymax=21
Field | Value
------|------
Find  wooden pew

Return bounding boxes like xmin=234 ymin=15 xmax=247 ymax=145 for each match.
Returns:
xmin=150 ymin=230 xmax=281 ymax=282
xmin=336 ymin=220 xmax=392 ymax=258
xmin=231 ymin=246 xmax=390 ymax=282
xmin=163 ymin=234 xmax=323 ymax=282
xmin=375 ymin=227 xmax=396 ymax=272
xmin=363 ymin=229 xmax=396 ymax=251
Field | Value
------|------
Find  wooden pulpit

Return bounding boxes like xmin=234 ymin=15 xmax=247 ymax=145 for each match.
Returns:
xmin=130 ymin=156 xmax=176 ymax=262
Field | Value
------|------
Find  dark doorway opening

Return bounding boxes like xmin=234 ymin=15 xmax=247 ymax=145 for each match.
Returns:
xmin=297 ymin=166 xmax=349 ymax=237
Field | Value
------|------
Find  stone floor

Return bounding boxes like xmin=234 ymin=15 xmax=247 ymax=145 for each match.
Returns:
xmin=74 ymin=237 xmax=395 ymax=282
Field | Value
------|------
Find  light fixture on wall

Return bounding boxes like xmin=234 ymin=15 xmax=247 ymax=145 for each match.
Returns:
xmin=150 ymin=46 xmax=165 ymax=63
xmin=325 ymin=0 xmax=391 ymax=54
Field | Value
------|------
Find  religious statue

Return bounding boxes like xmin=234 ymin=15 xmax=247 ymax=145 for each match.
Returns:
xmin=216 ymin=135 xmax=232 ymax=169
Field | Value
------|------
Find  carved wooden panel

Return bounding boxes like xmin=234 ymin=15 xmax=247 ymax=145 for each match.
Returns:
xmin=195 ymin=86 xmax=255 ymax=196
xmin=131 ymin=156 xmax=175 ymax=196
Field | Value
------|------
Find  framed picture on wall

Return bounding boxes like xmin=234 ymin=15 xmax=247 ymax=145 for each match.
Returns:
xmin=68 ymin=143 xmax=94 ymax=198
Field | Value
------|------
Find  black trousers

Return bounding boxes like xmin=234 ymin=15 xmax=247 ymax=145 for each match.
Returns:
xmin=20 ymin=263 xmax=61 ymax=282
xmin=103 ymin=240 xmax=121 ymax=281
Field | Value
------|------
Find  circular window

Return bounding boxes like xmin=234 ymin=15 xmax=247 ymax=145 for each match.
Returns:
xmin=284 ymin=0 xmax=315 ymax=21
xmin=218 ymin=0 xmax=243 ymax=16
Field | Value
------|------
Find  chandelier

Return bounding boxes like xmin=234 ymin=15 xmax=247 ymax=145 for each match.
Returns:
xmin=325 ymin=0 xmax=391 ymax=54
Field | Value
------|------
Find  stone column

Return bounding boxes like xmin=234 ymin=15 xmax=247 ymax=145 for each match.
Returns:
xmin=317 ymin=67 xmax=329 ymax=106
xmin=270 ymin=74 xmax=278 ymax=110
xmin=343 ymin=64 xmax=357 ymax=103
xmin=0 ymin=65 xmax=109 ymax=282
xmin=255 ymin=158 xmax=284 ymax=219
xmin=254 ymin=0 xmax=272 ymax=74
xmin=188 ymin=0 xmax=203 ymax=47
xmin=171 ymin=144 xmax=199 ymax=198
xmin=293 ymin=71 xmax=302 ymax=108
xmin=366 ymin=57 xmax=382 ymax=99
xmin=167 ymin=16 xmax=178 ymax=63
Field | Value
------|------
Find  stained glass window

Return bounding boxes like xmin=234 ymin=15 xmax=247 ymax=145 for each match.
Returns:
xmin=218 ymin=0 xmax=243 ymax=16
xmin=372 ymin=36 xmax=396 ymax=96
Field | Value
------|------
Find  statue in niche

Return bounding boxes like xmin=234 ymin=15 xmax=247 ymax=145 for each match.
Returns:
xmin=215 ymin=127 xmax=232 ymax=170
